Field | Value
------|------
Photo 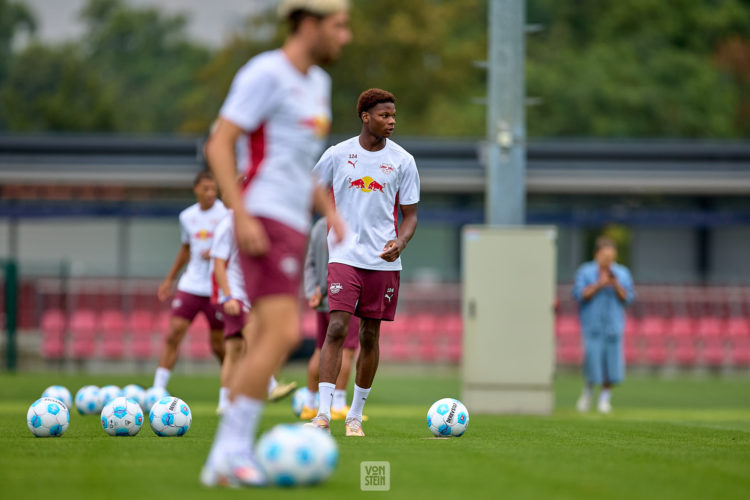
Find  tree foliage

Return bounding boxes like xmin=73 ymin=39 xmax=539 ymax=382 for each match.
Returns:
xmin=0 ymin=0 xmax=748 ymax=138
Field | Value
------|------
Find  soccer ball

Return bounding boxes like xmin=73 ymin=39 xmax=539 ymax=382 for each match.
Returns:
xmin=75 ymin=385 xmax=101 ymax=415
xmin=122 ymin=384 xmax=146 ymax=408
xmin=257 ymin=424 xmax=338 ymax=486
xmin=41 ymin=385 xmax=72 ymax=410
xmin=426 ymin=398 xmax=469 ymax=437
xmin=149 ymin=396 xmax=192 ymax=437
xmin=100 ymin=397 xmax=144 ymax=436
xmin=98 ymin=385 xmax=122 ymax=408
xmin=143 ymin=387 xmax=169 ymax=413
xmin=291 ymin=387 xmax=309 ymax=417
xmin=27 ymin=397 xmax=70 ymax=437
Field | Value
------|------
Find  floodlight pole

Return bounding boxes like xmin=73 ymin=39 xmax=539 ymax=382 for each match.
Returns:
xmin=486 ymin=0 xmax=526 ymax=225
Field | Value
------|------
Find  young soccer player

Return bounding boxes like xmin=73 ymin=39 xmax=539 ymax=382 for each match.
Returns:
xmin=154 ymin=170 xmax=228 ymax=392
xmin=301 ymin=216 xmax=362 ymax=421
xmin=201 ymin=0 xmax=350 ymax=487
xmin=308 ymin=88 xmax=420 ymax=436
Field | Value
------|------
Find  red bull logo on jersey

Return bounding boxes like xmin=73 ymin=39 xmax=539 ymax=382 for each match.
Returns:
xmin=380 ymin=163 xmax=394 ymax=174
xmin=194 ymin=229 xmax=213 ymax=240
xmin=300 ymin=115 xmax=331 ymax=138
xmin=348 ymin=176 xmax=386 ymax=193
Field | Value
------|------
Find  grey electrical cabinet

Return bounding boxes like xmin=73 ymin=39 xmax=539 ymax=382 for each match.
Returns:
xmin=461 ymin=226 xmax=557 ymax=414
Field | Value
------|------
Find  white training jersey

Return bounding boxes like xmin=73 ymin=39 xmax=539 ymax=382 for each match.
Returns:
xmin=209 ymin=211 xmax=250 ymax=307
xmin=313 ymin=136 xmax=421 ymax=271
xmin=176 ymin=201 xmax=228 ymax=296
xmin=219 ymin=49 xmax=332 ymax=234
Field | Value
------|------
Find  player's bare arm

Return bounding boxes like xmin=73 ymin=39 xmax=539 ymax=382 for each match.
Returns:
xmin=380 ymin=203 xmax=418 ymax=262
xmin=213 ymin=257 xmax=240 ymax=316
xmin=158 ymin=243 xmax=190 ymax=301
xmin=206 ymin=118 xmax=269 ymax=256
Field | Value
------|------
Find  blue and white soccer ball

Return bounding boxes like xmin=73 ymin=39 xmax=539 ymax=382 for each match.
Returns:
xmin=143 ymin=387 xmax=169 ymax=413
xmin=41 ymin=385 xmax=72 ymax=410
xmin=98 ymin=385 xmax=122 ymax=408
xmin=427 ymin=398 xmax=469 ymax=437
xmin=256 ymin=424 xmax=338 ymax=486
xmin=149 ymin=396 xmax=192 ymax=437
xmin=75 ymin=385 xmax=101 ymax=415
xmin=27 ymin=397 xmax=70 ymax=437
xmin=100 ymin=396 xmax=144 ymax=436
xmin=291 ymin=387 xmax=309 ymax=417
xmin=122 ymin=384 xmax=146 ymax=408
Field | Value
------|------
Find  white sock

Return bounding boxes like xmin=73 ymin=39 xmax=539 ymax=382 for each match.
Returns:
xmin=332 ymin=389 xmax=347 ymax=410
xmin=267 ymin=375 xmax=278 ymax=396
xmin=218 ymin=387 xmax=229 ymax=410
xmin=304 ymin=390 xmax=317 ymax=409
xmin=207 ymin=395 xmax=264 ymax=465
xmin=346 ymin=384 xmax=370 ymax=421
xmin=600 ymin=388 xmax=611 ymax=403
xmin=316 ymin=382 xmax=335 ymax=420
xmin=153 ymin=367 xmax=171 ymax=390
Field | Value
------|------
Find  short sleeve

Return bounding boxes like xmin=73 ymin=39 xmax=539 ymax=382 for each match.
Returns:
xmin=179 ymin=214 xmax=189 ymax=244
xmin=210 ymin=218 xmax=232 ymax=260
xmin=312 ymin=146 xmax=335 ymax=188
xmin=219 ymin=62 xmax=280 ymax=132
xmin=398 ymin=155 xmax=420 ymax=205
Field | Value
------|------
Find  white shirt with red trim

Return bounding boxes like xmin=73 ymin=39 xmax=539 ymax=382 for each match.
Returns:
xmin=219 ymin=49 xmax=331 ymax=234
xmin=177 ymin=201 xmax=228 ymax=297
xmin=209 ymin=210 xmax=250 ymax=307
xmin=313 ymin=136 xmax=420 ymax=271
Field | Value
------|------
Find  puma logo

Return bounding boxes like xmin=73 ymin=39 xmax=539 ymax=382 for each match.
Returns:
xmin=348 ymin=159 xmax=357 ymax=168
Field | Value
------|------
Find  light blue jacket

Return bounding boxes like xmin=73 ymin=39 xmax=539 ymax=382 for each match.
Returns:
xmin=572 ymin=261 xmax=635 ymax=338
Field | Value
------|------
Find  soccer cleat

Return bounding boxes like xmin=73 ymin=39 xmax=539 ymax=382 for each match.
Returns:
xmin=597 ymin=399 xmax=612 ymax=414
xmin=268 ymin=381 xmax=297 ymax=402
xmin=345 ymin=417 xmax=365 ymax=437
xmin=304 ymin=415 xmax=330 ymax=433
xmin=576 ymin=393 xmax=591 ymax=413
xmin=201 ymin=455 xmax=267 ymax=488
xmin=331 ymin=406 xmax=368 ymax=421
xmin=299 ymin=405 xmax=318 ymax=420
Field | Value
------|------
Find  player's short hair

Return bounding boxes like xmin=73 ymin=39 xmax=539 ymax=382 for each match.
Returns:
xmin=594 ymin=236 xmax=617 ymax=253
xmin=279 ymin=0 xmax=349 ymax=33
xmin=193 ymin=170 xmax=214 ymax=187
xmin=357 ymin=88 xmax=396 ymax=120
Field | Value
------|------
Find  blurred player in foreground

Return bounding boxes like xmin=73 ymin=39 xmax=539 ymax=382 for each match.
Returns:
xmin=572 ymin=236 xmax=635 ymax=414
xmin=210 ymin=178 xmax=296 ymax=416
xmin=201 ymin=0 xmax=350 ymax=487
xmin=153 ymin=170 xmax=228 ymax=392
xmin=308 ymin=88 xmax=420 ymax=436
xmin=301 ymin=216 xmax=363 ymax=421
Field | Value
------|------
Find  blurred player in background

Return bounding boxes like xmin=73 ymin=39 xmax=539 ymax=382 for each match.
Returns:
xmin=153 ymin=170 xmax=228 ymax=392
xmin=201 ymin=0 xmax=350 ymax=487
xmin=210 ymin=177 xmax=297 ymax=416
xmin=308 ymin=88 xmax=420 ymax=436
xmin=301 ymin=216 xmax=363 ymax=421
xmin=572 ymin=236 xmax=635 ymax=414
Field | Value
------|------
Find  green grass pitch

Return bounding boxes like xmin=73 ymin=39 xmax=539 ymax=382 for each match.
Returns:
xmin=1 ymin=369 xmax=748 ymax=499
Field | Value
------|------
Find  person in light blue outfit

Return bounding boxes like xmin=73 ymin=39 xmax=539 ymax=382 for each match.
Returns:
xmin=571 ymin=236 xmax=635 ymax=414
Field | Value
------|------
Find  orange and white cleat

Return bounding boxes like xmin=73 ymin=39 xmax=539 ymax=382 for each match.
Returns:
xmin=200 ymin=455 xmax=267 ymax=488
xmin=304 ymin=414 xmax=330 ymax=433
xmin=345 ymin=417 xmax=365 ymax=437
xmin=331 ymin=406 xmax=368 ymax=421
xmin=299 ymin=405 xmax=317 ymax=420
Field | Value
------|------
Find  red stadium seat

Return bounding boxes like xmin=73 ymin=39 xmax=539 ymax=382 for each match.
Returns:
xmin=155 ymin=310 xmax=172 ymax=333
xmin=187 ymin=316 xmax=211 ymax=359
xmin=100 ymin=310 xmax=125 ymax=359
xmin=639 ymin=316 xmax=667 ymax=339
xmin=701 ymin=339 xmax=725 ymax=367
xmin=40 ymin=309 xmax=66 ymax=359
xmin=696 ymin=317 xmax=723 ymax=340
xmin=416 ymin=329 xmax=437 ymax=362
xmin=730 ymin=340 xmax=750 ymax=366
xmin=301 ymin=311 xmax=317 ymax=339
xmin=667 ymin=317 xmax=695 ymax=340
xmin=129 ymin=310 xmax=154 ymax=359
xmin=557 ymin=344 xmax=581 ymax=365
xmin=70 ymin=310 xmax=97 ymax=358
xmin=644 ymin=337 xmax=668 ymax=365
xmin=624 ymin=344 xmax=640 ymax=364
xmin=555 ymin=315 xmax=579 ymax=340
xmin=623 ymin=316 xmax=639 ymax=337
xmin=674 ymin=339 xmax=697 ymax=366
xmin=727 ymin=317 xmax=750 ymax=340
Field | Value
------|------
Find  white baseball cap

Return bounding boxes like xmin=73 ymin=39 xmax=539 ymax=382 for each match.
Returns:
xmin=278 ymin=0 xmax=349 ymax=18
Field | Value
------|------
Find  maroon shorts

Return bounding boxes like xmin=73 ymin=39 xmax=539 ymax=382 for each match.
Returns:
xmin=238 ymin=218 xmax=307 ymax=302
xmin=327 ymin=263 xmax=400 ymax=321
xmin=223 ymin=303 xmax=250 ymax=340
xmin=316 ymin=311 xmax=359 ymax=350
xmin=171 ymin=291 xmax=224 ymax=330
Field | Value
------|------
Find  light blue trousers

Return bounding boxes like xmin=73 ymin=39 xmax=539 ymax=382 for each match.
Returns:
xmin=582 ymin=329 xmax=624 ymax=385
